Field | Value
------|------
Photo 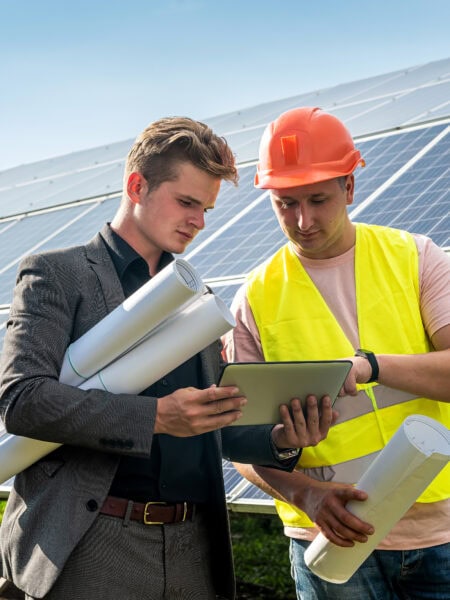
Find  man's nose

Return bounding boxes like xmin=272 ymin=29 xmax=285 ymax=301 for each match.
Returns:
xmin=188 ymin=209 xmax=205 ymax=230
xmin=296 ymin=205 xmax=312 ymax=230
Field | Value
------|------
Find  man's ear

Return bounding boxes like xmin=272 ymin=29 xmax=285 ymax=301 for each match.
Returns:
xmin=127 ymin=172 xmax=146 ymax=204
xmin=345 ymin=174 xmax=355 ymax=206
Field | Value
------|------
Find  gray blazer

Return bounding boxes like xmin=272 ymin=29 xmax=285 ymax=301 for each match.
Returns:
xmin=0 ymin=232 xmax=283 ymax=599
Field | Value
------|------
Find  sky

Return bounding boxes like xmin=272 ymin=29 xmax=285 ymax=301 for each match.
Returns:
xmin=1 ymin=0 xmax=449 ymax=171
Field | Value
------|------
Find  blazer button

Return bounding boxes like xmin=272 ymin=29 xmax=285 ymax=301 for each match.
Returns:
xmin=86 ymin=499 xmax=98 ymax=512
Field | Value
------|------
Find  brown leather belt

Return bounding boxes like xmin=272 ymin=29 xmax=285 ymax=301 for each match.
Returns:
xmin=100 ymin=495 xmax=195 ymax=525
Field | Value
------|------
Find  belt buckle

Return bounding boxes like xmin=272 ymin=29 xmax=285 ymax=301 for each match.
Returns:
xmin=143 ymin=501 xmax=166 ymax=525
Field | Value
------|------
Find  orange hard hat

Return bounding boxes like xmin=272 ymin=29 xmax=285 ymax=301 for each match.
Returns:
xmin=254 ymin=107 xmax=365 ymax=189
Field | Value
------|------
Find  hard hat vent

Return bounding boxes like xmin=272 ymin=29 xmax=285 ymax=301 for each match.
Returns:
xmin=280 ymin=135 xmax=298 ymax=166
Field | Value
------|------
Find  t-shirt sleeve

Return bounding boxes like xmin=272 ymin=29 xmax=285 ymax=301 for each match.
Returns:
xmin=416 ymin=234 xmax=450 ymax=338
xmin=221 ymin=283 xmax=265 ymax=362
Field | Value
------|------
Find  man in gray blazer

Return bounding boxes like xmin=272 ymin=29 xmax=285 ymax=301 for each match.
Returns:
xmin=0 ymin=117 xmax=335 ymax=600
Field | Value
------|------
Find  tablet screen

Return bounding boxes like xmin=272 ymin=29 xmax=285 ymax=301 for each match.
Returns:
xmin=218 ymin=360 xmax=352 ymax=426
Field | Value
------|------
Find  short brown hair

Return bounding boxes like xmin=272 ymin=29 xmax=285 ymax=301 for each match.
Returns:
xmin=125 ymin=116 xmax=238 ymax=192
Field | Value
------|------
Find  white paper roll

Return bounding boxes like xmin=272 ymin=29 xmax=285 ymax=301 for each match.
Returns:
xmin=79 ymin=294 xmax=235 ymax=394
xmin=304 ymin=414 xmax=450 ymax=584
xmin=0 ymin=433 xmax=60 ymax=482
xmin=59 ymin=259 xmax=204 ymax=387
xmin=0 ymin=293 xmax=235 ymax=484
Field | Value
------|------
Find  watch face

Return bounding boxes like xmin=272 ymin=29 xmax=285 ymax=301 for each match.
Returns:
xmin=277 ymin=448 xmax=300 ymax=460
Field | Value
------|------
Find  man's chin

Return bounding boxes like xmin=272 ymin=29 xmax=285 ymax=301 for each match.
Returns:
xmin=165 ymin=242 xmax=192 ymax=255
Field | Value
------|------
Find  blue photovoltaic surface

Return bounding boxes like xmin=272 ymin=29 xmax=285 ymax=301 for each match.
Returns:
xmin=223 ymin=460 xmax=274 ymax=504
xmin=209 ymin=283 xmax=243 ymax=307
xmin=0 ymin=198 xmax=119 ymax=305
xmin=352 ymin=128 xmax=450 ymax=247
xmin=35 ymin=197 xmax=121 ymax=254
xmin=183 ymin=164 xmax=263 ymax=257
xmin=351 ymin=123 xmax=447 ymax=211
xmin=0 ymin=204 xmax=92 ymax=304
xmin=0 ymin=313 xmax=8 ymax=350
xmin=186 ymin=195 xmax=283 ymax=280
xmin=222 ymin=460 xmax=246 ymax=497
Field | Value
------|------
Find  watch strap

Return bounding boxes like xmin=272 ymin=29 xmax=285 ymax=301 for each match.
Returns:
xmin=355 ymin=348 xmax=379 ymax=383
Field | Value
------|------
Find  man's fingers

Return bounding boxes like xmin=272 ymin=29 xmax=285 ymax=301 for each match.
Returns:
xmin=318 ymin=396 xmax=333 ymax=431
xmin=207 ymin=393 xmax=247 ymax=416
xmin=206 ymin=384 xmax=241 ymax=402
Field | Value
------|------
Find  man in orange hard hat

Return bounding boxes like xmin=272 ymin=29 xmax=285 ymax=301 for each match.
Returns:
xmin=223 ymin=107 xmax=450 ymax=599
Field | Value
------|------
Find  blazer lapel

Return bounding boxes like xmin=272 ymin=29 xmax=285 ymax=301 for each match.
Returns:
xmin=85 ymin=232 xmax=125 ymax=313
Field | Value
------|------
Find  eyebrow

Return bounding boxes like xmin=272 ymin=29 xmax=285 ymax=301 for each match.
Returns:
xmin=273 ymin=193 xmax=327 ymax=202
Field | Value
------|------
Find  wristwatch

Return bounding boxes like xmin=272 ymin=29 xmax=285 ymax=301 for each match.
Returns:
xmin=355 ymin=348 xmax=379 ymax=383
xmin=270 ymin=438 xmax=301 ymax=461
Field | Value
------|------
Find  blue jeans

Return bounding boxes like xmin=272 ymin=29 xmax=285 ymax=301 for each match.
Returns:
xmin=290 ymin=539 xmax=450 ymax=600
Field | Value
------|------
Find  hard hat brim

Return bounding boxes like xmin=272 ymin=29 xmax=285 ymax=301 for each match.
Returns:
xmin=254 ymin=156 xmax=365 ymax=189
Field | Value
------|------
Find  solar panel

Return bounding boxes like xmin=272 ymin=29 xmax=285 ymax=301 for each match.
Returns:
xmin=209 ymin=282 xmax=243 ymax=307
xmin=351 ymin=127 xmax=450 ymax=246
xmin=352 ymin=124 xmax=448 ymax=210
xmin=223 ymin=460 xmax=276 ymax=513
xmin=0 ymin=199 xmax=119 ymax=305
xmin=182 ymin=165 xmax=260 ymax=257
xmin=0 ymin=312 xmax=8 ymax=351
xmin=34 ymin=197 xmax=121 ymax=254
xmin=0 ymin=164 xmax=123 ymax=219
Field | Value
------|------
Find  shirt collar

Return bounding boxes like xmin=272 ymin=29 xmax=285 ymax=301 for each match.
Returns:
xmin=100 ymin=223 xmax=173 ymax=279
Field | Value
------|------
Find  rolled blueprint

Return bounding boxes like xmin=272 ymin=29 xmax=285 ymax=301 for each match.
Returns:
xmin=79 ymin=294 xmax=234 ymax=394
xmin=0 ymin=294 xmax=235 ymax=484
xmin=60 ymin=258 xmax=204 ymax=387
xmin=0 ymin=434 xmax=61 ymax=484
xmin=304 ymin=414 xmax=450 ymax=584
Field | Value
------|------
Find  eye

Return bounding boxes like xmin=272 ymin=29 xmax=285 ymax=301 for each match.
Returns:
xmin=178 ymin=199 xmax=192 ymax=208
xmin=279 ymin=200 xmax=296 ymax=209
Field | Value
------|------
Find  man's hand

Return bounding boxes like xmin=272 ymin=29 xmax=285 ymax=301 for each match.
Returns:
xmin=271 ymin=395 xmax=338 ymax=449
xmin=155 ymin=385 xmax=246 ymax=436
xmin=302 ymin=481 xmax=374 ymax=547
xmin=338 ymin=356 xmax=373 ymax=397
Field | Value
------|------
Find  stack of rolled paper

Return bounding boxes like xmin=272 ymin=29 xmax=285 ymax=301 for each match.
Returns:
xmin=0 ymin=259 xmax=235 ymax=484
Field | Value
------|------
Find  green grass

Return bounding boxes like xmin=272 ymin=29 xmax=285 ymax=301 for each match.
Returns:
xmin=230 ymin=512 xmax=296 ymax=599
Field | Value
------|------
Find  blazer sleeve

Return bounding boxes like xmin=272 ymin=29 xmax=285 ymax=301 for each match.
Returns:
xmin=220 ymin=424 xmax=299 ymax=471
xmin=0 ymin=252 xmax=156 ymax=458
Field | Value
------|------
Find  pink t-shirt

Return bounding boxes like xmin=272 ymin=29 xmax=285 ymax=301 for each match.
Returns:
xmin=222 ymin=233 xmax=450 ymax=550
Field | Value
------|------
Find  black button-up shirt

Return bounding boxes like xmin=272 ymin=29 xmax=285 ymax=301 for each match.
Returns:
xmin=100 ymin=224 xmax=210 ymax=503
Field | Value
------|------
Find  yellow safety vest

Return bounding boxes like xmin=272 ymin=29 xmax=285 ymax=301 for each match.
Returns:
xmin=247 ymin=223 xmax=450 ymax=528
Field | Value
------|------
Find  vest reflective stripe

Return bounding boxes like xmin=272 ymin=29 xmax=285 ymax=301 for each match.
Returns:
xmin=333 ymin=388 xmax=418 ymax=423
xmin=247 ymin=223 xmax=450 ymax=528
xmin=302 ymin=452 xmax=379 ymax=485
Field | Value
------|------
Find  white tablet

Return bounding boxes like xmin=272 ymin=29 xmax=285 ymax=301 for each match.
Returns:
xmin=218 ymin=360 xmax=352 ymax=426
